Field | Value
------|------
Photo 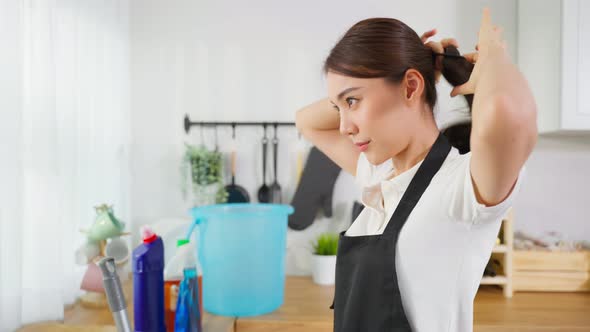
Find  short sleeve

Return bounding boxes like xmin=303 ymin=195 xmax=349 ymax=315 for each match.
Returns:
xmin=446 ymin=152 xmax=526 ymax=224
xmin=354 ymin=153 xmax=394 ymax=188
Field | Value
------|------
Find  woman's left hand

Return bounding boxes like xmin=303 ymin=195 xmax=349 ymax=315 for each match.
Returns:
xmin=451 ymin=8 xmax=537 ymax=210
xmin=450 ymin=7 xmax=509 ymax=97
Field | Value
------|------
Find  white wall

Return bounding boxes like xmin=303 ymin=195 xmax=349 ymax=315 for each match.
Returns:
xmin=514 ymin=135 xmax=590 ymax=241
xmin=129 ymin=0 xmax=589 ymax=276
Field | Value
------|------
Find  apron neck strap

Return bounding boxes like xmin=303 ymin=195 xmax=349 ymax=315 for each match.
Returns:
xmin=383 ymin=132 xmax=452 ymax=236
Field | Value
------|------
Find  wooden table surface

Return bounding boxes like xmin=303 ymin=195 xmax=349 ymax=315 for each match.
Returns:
xmin=236 ymin=276 xmax=335 ymax=332
xmin=238 ymin=277 xmax=590 ymax=332
xmin=18 ymin=274 xmax=236 ymax=332
xmin=18 ymin=276 xmax=590 ymax=332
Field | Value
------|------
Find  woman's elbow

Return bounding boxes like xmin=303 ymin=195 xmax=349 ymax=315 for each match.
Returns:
xmin=495 ymin=94 xmax=538 ymax=148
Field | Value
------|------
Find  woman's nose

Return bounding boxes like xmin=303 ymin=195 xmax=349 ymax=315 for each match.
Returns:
xmin=339 ymin=112 xmax=358 ymax=136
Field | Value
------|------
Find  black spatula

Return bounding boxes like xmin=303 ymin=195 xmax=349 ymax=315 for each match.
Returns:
xmin=225 ymin=124 xmax=249 ymax=203
xmin=257 ymin=125 xmax=271 ymax=203
xmin=270 ymin=124 xmax=282 ymax=203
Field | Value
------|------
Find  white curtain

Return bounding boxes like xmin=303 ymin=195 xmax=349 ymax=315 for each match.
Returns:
xmin=0 ymin=0 xmax=130 ymax=330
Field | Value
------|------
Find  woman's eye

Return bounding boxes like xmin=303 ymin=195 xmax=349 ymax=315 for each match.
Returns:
xmin=346 ymin=97 xmax=358 ymax=107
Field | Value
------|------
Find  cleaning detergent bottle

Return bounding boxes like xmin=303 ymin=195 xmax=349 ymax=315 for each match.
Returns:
xmin=132 ymin=226 xmax=166 ymax=332
xmin=173 ymin=239 xmax=202 ymax=332
xmin=164 ymin=239 xmax=201 ymax=332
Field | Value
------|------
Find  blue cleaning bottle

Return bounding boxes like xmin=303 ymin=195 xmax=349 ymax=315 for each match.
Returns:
xmin=175 ymin=268 xmax=201 ymax=332
xmin=174 ymin=239 xmax=201 ymax=332
xmin=132 ymin=225 xmax=166 ymax=332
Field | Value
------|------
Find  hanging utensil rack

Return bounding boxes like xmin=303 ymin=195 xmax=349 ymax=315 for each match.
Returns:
xmin=184 ymin=114 xmax=296 ymax=134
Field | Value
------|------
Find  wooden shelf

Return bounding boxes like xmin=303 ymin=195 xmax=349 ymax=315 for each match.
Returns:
xmin=492 ymin=245 xmax=508 ymax=253
xmin=481 ymin=276 xmax=508 ymax=285
xmin=479 ymin=208 xmax=513 ymax=298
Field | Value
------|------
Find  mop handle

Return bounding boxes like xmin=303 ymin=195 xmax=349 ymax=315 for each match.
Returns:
xmin=99 ymin=257 xmax=132 ymax=332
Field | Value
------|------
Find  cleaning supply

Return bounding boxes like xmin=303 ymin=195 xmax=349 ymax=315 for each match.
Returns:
xmin=132 ymin=226 xmax=166 ymax=332
xmin=174 ymin=264 xmax=201 ymax=332
xmin=163 ymin=241 xmax=183 ymax=332
xmin=99 ymin=257 xmax=132 ymax=332
xmin=164 ymin=239 xmax=203 ymax=332
xmin=187 ymin=204 xmax=294 ymax=317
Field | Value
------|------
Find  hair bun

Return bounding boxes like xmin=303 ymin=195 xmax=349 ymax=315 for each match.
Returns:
xmin=440 ymin=46 xmax=474 ymax=87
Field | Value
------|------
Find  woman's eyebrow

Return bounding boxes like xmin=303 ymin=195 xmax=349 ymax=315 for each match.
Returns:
xmin=335 ymin=87 xmax=362 ymax=102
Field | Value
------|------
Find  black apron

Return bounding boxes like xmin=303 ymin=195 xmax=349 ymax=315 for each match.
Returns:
xmin=330 ymin=133 xmax=451 ymax=332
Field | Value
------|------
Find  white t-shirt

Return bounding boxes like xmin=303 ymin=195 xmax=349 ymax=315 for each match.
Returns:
xmin=345 ymin=146 xmax=525 ymax=332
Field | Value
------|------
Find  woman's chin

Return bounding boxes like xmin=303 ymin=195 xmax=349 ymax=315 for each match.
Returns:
xmin=364 ymin=152 xmax=379 ymax=166
xmin=364 ymin=152 xmax=389 ymax=166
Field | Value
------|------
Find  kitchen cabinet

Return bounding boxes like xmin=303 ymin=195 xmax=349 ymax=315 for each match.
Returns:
xmin=517 ymin=0 xmax=590 ymax=133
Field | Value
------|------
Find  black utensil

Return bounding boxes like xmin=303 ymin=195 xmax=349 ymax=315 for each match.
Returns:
xmin=214 ymin=125 xmax=219 ymax=152
xmin=257 ymin=125 xmax=271 ymax=203
xmin=225 ymin=124 xmax=250 ymax=203
xmin=270 ymin=124 xmax=282 ymax=203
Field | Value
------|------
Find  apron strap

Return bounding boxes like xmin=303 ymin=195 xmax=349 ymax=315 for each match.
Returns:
xmin=383 ymin=133 xmax=451 ymax=236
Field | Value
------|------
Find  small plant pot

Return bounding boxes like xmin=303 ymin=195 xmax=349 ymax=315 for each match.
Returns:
xmin=311 ymin=254 xmax=337 ymax=285
xmin=193 ymin=182 xmax=221 ymax=207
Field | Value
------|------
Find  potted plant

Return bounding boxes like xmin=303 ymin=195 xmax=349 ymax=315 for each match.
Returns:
xmin=310 ymin=232 xmax=339 ymax=285
xmin=181 ymin=143 xmax=228 ymax=206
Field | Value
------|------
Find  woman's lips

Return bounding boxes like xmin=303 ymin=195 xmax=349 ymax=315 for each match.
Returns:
xmin=355 ymin=141 xmax=370 ymax=152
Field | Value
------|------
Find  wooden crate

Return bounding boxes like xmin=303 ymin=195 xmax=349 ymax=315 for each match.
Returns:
xmin=513 ymin=250 xmax=590 ymax=292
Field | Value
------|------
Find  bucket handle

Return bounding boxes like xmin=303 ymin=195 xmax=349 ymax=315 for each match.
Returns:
xmin=185 ymin=217 xmax=203 ymax=240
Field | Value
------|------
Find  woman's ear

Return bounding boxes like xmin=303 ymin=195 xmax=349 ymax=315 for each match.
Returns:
xmin=403 ymin=69 xmax=424 ymax=102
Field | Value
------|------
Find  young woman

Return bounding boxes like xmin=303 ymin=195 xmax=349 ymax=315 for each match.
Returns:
xmin=295 ymin=8 xmax=537 ymax=332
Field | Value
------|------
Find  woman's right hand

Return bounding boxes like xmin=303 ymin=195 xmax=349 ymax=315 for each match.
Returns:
xmin=420 ymin=29 xmax=459 ymax=83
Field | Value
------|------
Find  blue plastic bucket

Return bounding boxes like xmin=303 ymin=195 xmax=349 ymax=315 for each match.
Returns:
xmin=188 ymin=203 xmax=294 ymax=317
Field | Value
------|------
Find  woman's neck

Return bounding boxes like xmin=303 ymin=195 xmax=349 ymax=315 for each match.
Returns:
xmin=389 ymin=115 xmax=440 ymax=177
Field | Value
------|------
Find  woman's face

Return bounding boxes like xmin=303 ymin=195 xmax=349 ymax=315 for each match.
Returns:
xmin=326 ymin=70 xmax=422 ymax=165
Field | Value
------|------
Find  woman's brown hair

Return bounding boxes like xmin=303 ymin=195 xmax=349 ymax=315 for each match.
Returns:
xmin=324 ymin=18 xmax=474 ymax=154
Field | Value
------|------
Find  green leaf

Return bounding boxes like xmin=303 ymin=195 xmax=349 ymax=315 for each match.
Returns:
xmin=311 ymin=232 xmax=339 ymax=256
